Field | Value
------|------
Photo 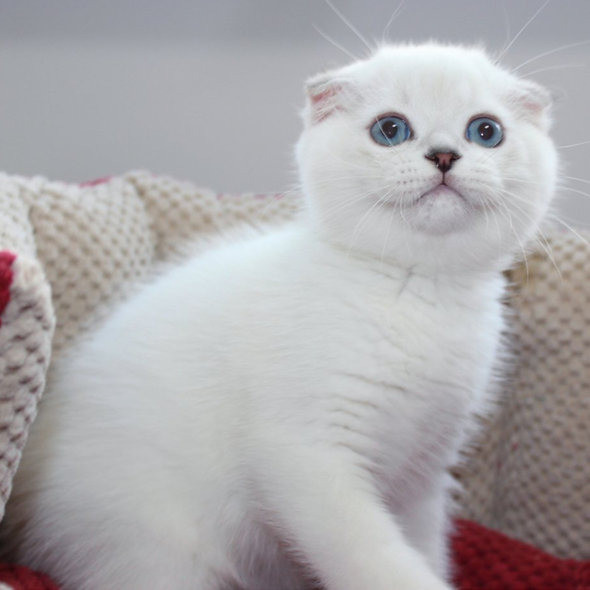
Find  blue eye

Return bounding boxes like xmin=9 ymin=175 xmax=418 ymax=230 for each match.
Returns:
xmin=370 ymin=116 xmax=411 ymax=147
xmin=466 ymin=117 xmax=503 ymax=148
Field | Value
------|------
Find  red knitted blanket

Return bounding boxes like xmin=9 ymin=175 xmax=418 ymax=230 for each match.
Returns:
xmin=452 ymin=519 xmax=590 ymax=589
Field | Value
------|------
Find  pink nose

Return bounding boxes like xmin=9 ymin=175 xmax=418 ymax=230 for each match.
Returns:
xmin=425 ymin=150 xmax=461 ymax=173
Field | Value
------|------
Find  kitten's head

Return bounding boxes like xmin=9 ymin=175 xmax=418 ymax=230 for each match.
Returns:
xmin=296 ymin=43 xmax=558 ymax=272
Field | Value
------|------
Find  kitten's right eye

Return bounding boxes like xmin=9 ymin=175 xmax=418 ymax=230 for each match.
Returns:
xmin=370 ymin=116 xmax=411 ymax=147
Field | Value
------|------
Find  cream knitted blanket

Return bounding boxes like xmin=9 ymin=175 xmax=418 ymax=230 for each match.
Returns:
xmin=0 ymin=170 xmax=587 ymax=559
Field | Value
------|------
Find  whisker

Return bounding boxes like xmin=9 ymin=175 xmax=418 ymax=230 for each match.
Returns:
xmin=546 ymin=214 xmax=590 ymax=247
xmin=381 ymin=0 xmax=406 ymax=45
xmin=560 ymin=175 xmax=590 ymax=185
xmin=513 ymin=39 xmax=590 ymax=72
xmin=324 ymin=0 xmax=374 ymax=54
xmin=555 ymin=185 xmax=590 ymax=200
xmin=497 ymin=0 xmax=551 ymax=64
xmin=379 ymin=196 xmax=396 ymax=270
xmin=494 ymin=194 xmax=531 ymax=279
xmin=500 ymin=0 xmax=512 ymax=53
xmin=482 ymin=195 xmax=491 ymax=235
xmin=313 ymin=24 xmax=360 ymax=61
xmin=314 ymin=176 xmax=401 ymax=220
xmin=489 ymin=198 xmax=508 ymax=248
xmin=558 ymin=140 xmax=590 ymax=149
xmin=504 ymin=193 xmax=564 ymax=280
xmin=500 ymin=184 xmax=590 ymax=246
xmin=320 ymin=191 xmax=383 ymax=219
xmin=518 ymin=63 xmax=585 ymax=77
xmin=396 ymin=189 xmax=410 ymax=230
xmin=347 ymin=192 xmax=392 ymax=257
xmin=535 ymin=232 xmax=563 ymax=280
xmin=502 ymin=176 xmax=590 ymax=199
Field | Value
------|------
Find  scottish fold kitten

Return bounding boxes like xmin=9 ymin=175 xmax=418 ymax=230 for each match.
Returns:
xmin=2 ymin=44 xmax=556 ymax=590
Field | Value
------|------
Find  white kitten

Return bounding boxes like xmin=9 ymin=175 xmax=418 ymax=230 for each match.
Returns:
xmin=2 ymin=44 xmax=557 ymax=590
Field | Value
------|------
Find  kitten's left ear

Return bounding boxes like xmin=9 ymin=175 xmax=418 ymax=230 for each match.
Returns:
xmin=510 ymin=79 xmax=553 ymax=128
xmin=304 ymin=72 xmax=355 ymax=125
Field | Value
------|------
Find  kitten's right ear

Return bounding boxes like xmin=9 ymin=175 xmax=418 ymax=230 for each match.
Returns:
xmin=304 ymin=72 xmax=353 ymax=125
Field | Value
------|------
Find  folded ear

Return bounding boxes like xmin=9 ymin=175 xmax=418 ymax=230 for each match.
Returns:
xmin=510 ymin=79 xmax=553 ymax=129
xmin=304 ymin=72 xmax=354 ymax=125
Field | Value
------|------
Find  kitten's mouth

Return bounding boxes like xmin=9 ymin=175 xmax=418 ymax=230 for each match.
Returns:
xmin=417 ymin=183 xmax=465 ymax=204
xmin=403 ymin=181 xmax=474 ymax=234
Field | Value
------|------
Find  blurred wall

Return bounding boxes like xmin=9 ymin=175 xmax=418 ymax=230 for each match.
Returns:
xmin=0 ymin=0 xmax=588 ymax=225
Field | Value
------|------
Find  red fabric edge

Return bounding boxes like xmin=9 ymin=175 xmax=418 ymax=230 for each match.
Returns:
xmin=0 ymin=563 xmax=59 ymax=590
xmin=78 ymin=176 xmax=112 ymax=188
xmin=0 ymin=251 xmax=16 ymax=329
xmin=452 ymin=518 xmax=590 ymax=589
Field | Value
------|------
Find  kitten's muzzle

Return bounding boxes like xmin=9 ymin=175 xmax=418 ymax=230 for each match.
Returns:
xmin=425 ymin=149 xmax=461 ymax=174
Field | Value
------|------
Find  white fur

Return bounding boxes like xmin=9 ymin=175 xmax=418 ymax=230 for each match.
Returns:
xmin=1 ymin=44 xmax=557 ymax=590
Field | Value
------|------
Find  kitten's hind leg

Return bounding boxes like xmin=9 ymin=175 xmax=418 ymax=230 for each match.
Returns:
xmin=10 ymin=513 xmax=230 ymax=590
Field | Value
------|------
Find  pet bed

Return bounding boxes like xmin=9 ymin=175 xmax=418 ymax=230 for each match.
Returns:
xmin=0 ymin=171 xmax=588 ymax=588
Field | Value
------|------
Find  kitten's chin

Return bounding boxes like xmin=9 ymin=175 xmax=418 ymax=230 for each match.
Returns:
xmin=405 ymin=184 xmax=474 ymax=235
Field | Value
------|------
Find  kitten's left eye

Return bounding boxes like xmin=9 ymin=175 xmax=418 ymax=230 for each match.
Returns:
xmin=370 ymin=116 xmax=411 ymax=147
xmin=466 ymin=117 xmax=503 ymax=148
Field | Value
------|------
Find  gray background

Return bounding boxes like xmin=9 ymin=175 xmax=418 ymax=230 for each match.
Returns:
xmin=0 ymin=0 xmax=589 ymax=225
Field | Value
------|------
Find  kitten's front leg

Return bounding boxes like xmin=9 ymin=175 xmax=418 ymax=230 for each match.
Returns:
xmin=261 ymin=448 xmax=453 ymax=590
xmin=399 ymin=473 xmax=455 ymax=581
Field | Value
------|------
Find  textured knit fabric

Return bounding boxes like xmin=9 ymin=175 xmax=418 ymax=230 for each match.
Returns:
xmin=0 ymin=252 xmax=54 ymax=521
xmin=452 ymin=518 xmax=590 ymax=589
xmin=0 ymin=170 xmax=587 ymax=563
xmin=0 ymin=563 xmax=60 ymax=590
xmin=458 ymin=235 xmax=590 ymax=559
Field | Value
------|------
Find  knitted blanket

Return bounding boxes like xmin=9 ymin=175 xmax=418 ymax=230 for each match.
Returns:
xmin=0 ymin=170 xmax=588 ymax=562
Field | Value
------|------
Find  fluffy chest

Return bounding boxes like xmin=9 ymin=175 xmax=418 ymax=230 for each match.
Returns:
xmin=202 ymin=238 xmax=504 ymax=492
xmin=307 ymin=273 xmax=504 ymax=483
xmin=333 ymin=274 xmax=501 ymax=396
